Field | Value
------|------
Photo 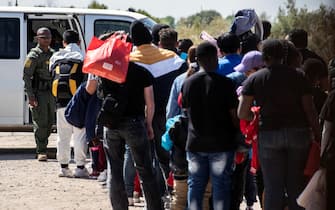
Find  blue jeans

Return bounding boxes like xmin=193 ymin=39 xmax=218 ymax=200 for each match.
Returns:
xmin=258 ymin=127 xmax=311 ymax=210
xmin=103 ymin=117 xmax=163 ymax=210
xmin=187 ymin=151 xmax=234 ymax=210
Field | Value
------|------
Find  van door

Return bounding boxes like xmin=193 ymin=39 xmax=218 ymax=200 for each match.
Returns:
xmin=0 ymin=12 xmax=24 ymax=125
xmin=24 ymin=14 xmax=82 ymax=124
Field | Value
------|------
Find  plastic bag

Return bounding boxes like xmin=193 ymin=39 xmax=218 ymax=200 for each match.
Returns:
xmin=297 ymin=168 xmax=326 ymax=210
xmin=83 ymin=34 xmax=132 ymax=83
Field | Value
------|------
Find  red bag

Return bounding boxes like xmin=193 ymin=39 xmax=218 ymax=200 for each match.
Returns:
xmin=90 ymin=142 xmax=106 ymax=172
xmin=83 ymin=34 xmax=132 ymax=83
xmin=304 ymin=140 xmax=321 ymax=179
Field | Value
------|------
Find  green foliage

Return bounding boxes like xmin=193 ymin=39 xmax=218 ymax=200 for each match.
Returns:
xmin=159 ymin=16 xmax=175 ymax=28
xmin=177 ymin=10 xmax=222 ymax=28
xmin=259 ymin=12 xmax=270 ymax=21
xmin=88 ymin=0 xmax=108 ymax=9
xmin=132 ymin=8 xmax=161 ymax=23
xmin=128 ymin=8 xmax=176 ymax=27
xmin=225 ymin=14 xmax=235 ymax=25
xmin=176 ymin=15 xmax=230 ymax=45
xmin=271 ymin=0 xmax=335 ymax=63
xmin=121 ymin=1 xmax=335 ymax=63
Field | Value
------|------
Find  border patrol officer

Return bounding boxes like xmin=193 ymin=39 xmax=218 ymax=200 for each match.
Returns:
xmin=23 ymin=27 xmax=55 ymax=161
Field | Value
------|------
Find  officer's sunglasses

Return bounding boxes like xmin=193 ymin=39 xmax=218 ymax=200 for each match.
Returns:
xmin=37 ymin=36 xmax=51 ymax=40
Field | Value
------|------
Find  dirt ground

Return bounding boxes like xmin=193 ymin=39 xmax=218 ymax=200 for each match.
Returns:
xmin=0 ymin=132 xmax=261 ymax=210
xmin=0 ymin=153 xmax=144 ymax=210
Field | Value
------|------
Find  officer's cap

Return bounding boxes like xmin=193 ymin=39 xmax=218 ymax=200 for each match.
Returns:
xmin=36 ymin=27 xmax=51 ymax=38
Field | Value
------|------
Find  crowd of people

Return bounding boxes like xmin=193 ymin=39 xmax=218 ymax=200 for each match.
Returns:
xmin=22 ymin=8 xmax=334 ymax=210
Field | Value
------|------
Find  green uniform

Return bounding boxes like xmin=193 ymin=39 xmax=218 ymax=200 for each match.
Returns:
xmin=23 ymin=45 xmax=55 ymax=154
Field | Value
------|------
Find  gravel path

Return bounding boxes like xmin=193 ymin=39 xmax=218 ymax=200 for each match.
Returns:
xmin=0 ymin=154 xmax=144 ymax=210
xmin=0 ymin=132 xmax=262 ymax=210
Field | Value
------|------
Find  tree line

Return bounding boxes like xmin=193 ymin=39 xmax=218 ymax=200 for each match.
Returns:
xmin=88 ymin=0 xmax=334 ymax=63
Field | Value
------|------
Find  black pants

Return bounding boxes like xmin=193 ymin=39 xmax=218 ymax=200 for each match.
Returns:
xmin=230 ymin=158 xmax=257 ymax=210
xmin=152 ymin=111 xmax=170 ymax=196
xmin=104 ymin=117 xmax=163 ymax=210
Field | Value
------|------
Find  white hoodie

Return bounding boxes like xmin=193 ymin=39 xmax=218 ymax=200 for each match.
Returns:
xmin=49 ymin=43 xmax=84 ymax=71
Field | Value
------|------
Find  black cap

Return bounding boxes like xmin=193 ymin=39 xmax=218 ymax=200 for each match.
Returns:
xmin=130 ymin=20 xmax=152 ymax=46
xmin=151 ymin=24 xmax=169 ymax=45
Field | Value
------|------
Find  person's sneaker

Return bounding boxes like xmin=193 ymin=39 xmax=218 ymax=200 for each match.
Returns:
xmin=162 ymin=193 xmax=172 ymax=209
xmin=128 ymin=197 xmax=134 ymax=206
xmin=90 ymin=170 xmax=100 ymax=178
xmin=97 ymin=169 xmax=107 ymax=182
xmin=74 ymin=167 xmax=89 ymax=178
xmin=133 ymin=191 xmax=141 ymax=203
xmin=37 ymin=153 xmax=47 ymax=161
xmin=58 ymin=168 xmax=73 ymax=178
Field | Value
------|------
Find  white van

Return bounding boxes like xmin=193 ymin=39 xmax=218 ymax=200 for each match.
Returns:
xmin=0 ymin=6 xmax=156 ymax=130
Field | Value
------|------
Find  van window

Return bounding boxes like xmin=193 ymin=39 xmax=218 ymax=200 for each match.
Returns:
xmin=94 ymin=20 xmax=130 ymax=37
xmin=140 ymin=18 xmax=156 ymax=31
xmin=71 ymin=20 xmax=80 ymax=33
xmin=0 ymin=18 xmax=20 ymax=59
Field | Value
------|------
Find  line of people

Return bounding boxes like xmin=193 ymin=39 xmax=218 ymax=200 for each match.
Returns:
xmin=22 ymin=8 xmax=334 ymax=210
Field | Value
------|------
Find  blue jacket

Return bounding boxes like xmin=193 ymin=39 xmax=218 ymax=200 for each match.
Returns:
xmin=166 ymin=72 xmax=187 ymax=119
xmin=65 ymin=82 xmax=89 ymax=128
xmin=65 ymin=82 xmax=102 ymax=141
xmin=85 ymin=92 xmax=102 ymax=141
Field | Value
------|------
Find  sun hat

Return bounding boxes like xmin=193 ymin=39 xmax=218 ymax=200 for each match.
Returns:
xmin=234 ymin=50 xmax=264 ymax=73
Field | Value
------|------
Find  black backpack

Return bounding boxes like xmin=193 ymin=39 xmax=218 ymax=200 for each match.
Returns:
xmin=51 ymin=58 xmax=84 ymax=100
xmin=96 ymin=77 xmax=128 ymax=129
xmin=168 ymin=114 xmax=188 ymax=150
